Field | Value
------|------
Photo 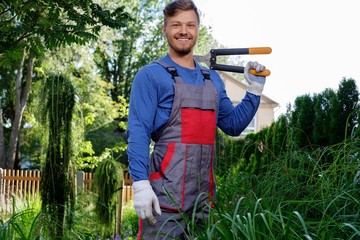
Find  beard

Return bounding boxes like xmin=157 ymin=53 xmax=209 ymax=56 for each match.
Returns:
xmin=172 ymin=45 xmax=192 ymax=56
xmin=167 ymin=35 xmax=196 ymax=56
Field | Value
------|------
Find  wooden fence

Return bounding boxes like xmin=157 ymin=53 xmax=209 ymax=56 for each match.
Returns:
xmin=0 ymin=168 xmax=133 ymax=208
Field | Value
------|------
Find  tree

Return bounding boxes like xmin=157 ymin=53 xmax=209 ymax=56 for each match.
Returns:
xmin=290 ymin=94 xmax=315 ymax=149
xmin=0 ymin=47 xmax=34 ymax=169
xmin=312 ymin=88 xmax=336 ymax=146
xmin=37 ymin=43 xmax=128 ymax=169
xmin=0 ymin=93 xmax=4 ymax=164
xmin=355 ymin=109 xmax=360 ymax=138
xmin=94 ymin=0 xmax=167 ymax=102
xmin=40 ymin=75 xmax=76 ymax=238
xmin=0 ymin=0 xmax=131 ymax=169
xmin=271 ymin=114 xmax=289 ymax=156
xmin=329 ymin=78 xmax=359 ymax=144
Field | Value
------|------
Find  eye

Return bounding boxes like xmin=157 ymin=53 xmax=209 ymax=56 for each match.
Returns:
xmin=188 ymin=23 xmax=196 ymax=29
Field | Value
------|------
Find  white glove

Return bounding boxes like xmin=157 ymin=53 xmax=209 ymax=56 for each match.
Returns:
xmin=244 ymin=61 xmax=266 ymax=96
xmin=132 ymin=180 xmax=161 ymax=224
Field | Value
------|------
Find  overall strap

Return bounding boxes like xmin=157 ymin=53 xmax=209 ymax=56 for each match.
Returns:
xmin=154 ymin=61 xmax=183 ymax=83
xmin=199 ymin=68 xmax=211 ymax=81
xmin=155 ymin=60 xmax=213 ymax=82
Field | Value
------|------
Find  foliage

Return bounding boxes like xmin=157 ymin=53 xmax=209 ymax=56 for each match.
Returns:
xmin=0 ymin=0 xmax=131 ymax=59
xmin=215 ymin=130 xmax=245 ymax=176
xmin=2 ymin=141 xmax=359 ymax=240
xmin=312 ymin=88 xmax=336 ymax=146
xmin=120 ymin=201 xmax=138 ymax=239
xmin=208 ymin=198 xmax=314 ymax=240
xmin=0 ymin=0 xmax=132 ymax=169
xmin=39 ymin=75 xmax=76 ymax=239
xmin=156 ymin=191 xmax=314 ymax=239
xmin=215 ymin=137 xmax=359 ymax=239
xmin=0 ymin=192 xmax=138 ymax=239
xmin=222 ymin=78 xmax=359 ymax=177
xmin=73 ymin=193 xmax=138 ymax=240
xmin=72 ymin=192 xmax=116 ymax=239
xmin=0 ymin=196 xmax=42 ymax=240
xmin=93 ymin=0 xmax=167 ymax=102
xmin=329 ymin=78 xmax=359 ymax=143
xmin=37 ymin=43 xmax=129 ymax=170
xmin=290 ymin=94 xmax=315 ymax=149
xmin=213 ymin=77 xmax=359 ymax=239
xmin=92 ymin=156 xmax=124 ymax=236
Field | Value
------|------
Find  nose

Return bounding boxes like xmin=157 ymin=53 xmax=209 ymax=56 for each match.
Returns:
xmin=179 ymin=24 xmax=188 ymax=34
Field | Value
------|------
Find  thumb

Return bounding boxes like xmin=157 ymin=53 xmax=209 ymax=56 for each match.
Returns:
xmin=153 ymin=196 xmax=162 ymax=216
xmin=244 ymin=61 xmax=253 ymax=83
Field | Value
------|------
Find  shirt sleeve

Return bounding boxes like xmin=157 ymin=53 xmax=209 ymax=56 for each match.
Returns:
xmin=217 ymin=84 xmax=261 ymax=136
xmin=126 ymin=67 xmax=158 ymax=181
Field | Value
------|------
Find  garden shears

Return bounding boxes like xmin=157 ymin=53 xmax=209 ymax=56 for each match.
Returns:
xmin=194 ymin=47 xmax=272 ymax=76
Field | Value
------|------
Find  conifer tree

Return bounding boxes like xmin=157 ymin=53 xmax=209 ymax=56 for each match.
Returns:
xmin=291 ymin=94 xmax=315 ymax=149
xmin=312 ymin=89 xmax=336 ymax=146
xmin=40 ymin=75 xmax=75 ymax=238
xmin=329 ymin=78 xmax=359 ymax=144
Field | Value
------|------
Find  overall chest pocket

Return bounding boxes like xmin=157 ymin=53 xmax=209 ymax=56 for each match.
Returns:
xmin=181 ymin=108 xmax=216 ymax=144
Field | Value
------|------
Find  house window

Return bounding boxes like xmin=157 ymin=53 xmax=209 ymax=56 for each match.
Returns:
xmin=242 ymin=115 xmax=256 ymax=135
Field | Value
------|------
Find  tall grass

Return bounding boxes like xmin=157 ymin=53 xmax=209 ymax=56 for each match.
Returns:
xmin=1 ymin=137 xmax=358 ymax=239
xmin=0 ymin=195 xmax=42 ymax=240
xmin=215 ymin=136 xmax=360 ymax=239
xmin=207 ymin=197 xmax=313 ymax=240
xmin=153 ymin=190 xmax=312 ymax=239
xmin=0 ymin=192 xmax=138 ymax=240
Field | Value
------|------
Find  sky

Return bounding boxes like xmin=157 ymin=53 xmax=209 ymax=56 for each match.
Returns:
xmin=193 ymin=0 xmax=360 ymax=118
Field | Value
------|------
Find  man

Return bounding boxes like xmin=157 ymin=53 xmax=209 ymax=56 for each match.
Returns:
xmin=126 ymin=0 xmax=267 ymax=239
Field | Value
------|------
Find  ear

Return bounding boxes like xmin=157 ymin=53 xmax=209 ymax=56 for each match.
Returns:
xmin=162 ymin=24 xmax=166 ymax=35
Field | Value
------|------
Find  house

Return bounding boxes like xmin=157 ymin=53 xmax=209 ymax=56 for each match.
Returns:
xmin=219 ymin=72 xmax=279 ymax=136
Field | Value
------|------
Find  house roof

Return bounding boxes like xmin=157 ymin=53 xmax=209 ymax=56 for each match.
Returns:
xmin=218 ymin=71 xmax=279 ymax=108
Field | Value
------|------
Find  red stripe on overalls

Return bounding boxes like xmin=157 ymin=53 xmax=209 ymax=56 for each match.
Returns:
xmin=149 ymin=142 xmax=176 ymax=181
xmin=181 ymin=144 xmax=188 ymax=209
xmin=137 ymin=218 xmax=143 ymax=240
xmin=209 ymin=145 xmax=215 ymax=207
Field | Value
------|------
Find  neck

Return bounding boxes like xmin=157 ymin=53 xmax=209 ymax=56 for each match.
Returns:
xmin=168 ymin=51 xmax=195 ymax=69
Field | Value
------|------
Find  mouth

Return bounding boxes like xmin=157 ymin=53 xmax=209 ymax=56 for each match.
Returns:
xmin=175 ymin=36 xmax=191 ymax=42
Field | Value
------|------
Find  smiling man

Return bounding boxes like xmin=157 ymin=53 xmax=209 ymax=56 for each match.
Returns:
xmin=126 ymin=0 xmax=267 ymax=239
xmin=162 ymin=4 xmax=199 ymax=67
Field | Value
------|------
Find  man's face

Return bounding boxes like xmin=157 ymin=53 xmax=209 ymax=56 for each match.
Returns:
xmin=162 ymin=10 xmax=199 ymax=56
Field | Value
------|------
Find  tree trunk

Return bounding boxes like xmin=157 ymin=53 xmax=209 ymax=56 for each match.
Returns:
xmin=0 ymin=106 xmax=5 ymax=168
xmin=6 ymin=49 xmax=34 ymax=169
xmin=14 ymin=132 xmax=23 ymax=169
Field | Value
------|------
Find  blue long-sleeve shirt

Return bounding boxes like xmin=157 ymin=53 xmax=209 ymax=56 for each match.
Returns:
xmin=127 ymin=55 xmax=260 ymax=181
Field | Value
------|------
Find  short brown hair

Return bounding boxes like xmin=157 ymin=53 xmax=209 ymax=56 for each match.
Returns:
xmin=163 ymin=0 xmax=200 ymax=25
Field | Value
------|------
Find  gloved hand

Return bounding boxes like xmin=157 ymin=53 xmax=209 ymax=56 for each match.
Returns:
xmin=132 ymin=180 xmax=161 ymax=225
xmin=244 ymin=61 xmax=266 ymax=96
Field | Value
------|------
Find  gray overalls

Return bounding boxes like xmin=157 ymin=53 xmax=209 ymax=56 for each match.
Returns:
xmin=137 ymin=61 xmax=218 ymax=240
